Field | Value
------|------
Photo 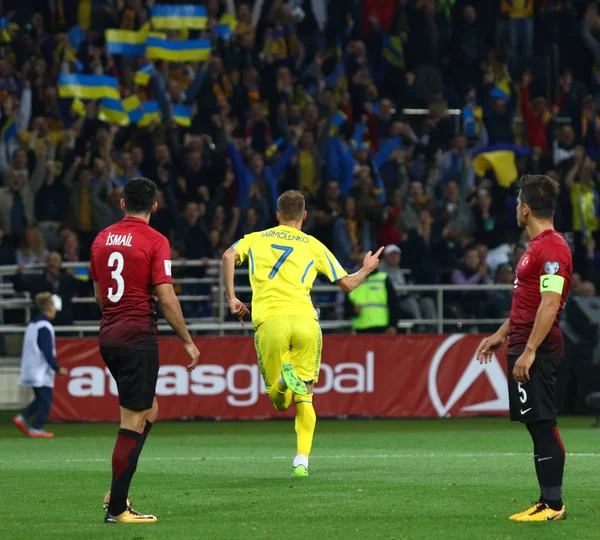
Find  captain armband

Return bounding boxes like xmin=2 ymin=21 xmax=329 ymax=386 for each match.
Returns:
xmin=539 ymin=274 xmax=565 ymax=294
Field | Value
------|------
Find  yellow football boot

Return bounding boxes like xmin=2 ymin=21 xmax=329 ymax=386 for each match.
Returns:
xmin=509 ymin=501 xmax=543 ymax=521
xmin=513 ymin=503 xmax=566 ymax=522
xmin=104 ymin=507 xmax=157 ymax=524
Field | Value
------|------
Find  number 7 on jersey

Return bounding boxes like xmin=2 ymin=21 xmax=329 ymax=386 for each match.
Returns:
xmin=269 ymin=244 xmax=294 ymax=279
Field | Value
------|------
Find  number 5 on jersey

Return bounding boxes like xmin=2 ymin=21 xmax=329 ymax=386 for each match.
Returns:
xmin=269 ymin=244 xmax=294 ymax=279
xmin=108 ymin=251 xmax=125 ymax=302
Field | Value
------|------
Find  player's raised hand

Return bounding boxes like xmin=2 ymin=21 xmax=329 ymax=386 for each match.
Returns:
xmin=228 ymin=298 xmax=250 ymax=326
xmin=184 ymin=341 xmax=200 ymax=372
xmin=476 ymin=332 xmax=505 ymax=364
xmin=363 ymin=247 xmax=385 ymax=273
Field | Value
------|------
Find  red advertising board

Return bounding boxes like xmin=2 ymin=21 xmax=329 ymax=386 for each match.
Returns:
xmin=50 ymin=334 xmax=509 ymax=422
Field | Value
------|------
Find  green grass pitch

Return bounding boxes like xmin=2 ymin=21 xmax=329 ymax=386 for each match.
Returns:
xmin=0 ymin=417 xmax=598 ymax=539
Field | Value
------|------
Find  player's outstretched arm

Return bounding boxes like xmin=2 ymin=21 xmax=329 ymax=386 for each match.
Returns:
xmin=222 ymin=248 xmax=250 ymax=325
xmin=155 ymin=283 xmax=200 ymax=372
xmin=476 ymin=319 xmax=510 ymax=364
xmin=336 ymin=247 xmax=385 ymax=293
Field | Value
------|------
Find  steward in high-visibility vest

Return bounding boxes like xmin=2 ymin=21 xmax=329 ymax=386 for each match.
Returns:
xmin=347 ymin=271 xmax=398 ymax=334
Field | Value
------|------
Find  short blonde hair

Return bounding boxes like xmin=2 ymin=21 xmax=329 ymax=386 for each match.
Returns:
xmin=35 ymin=292 xmax=54 ymax=313
xmin=277 ymin=190 xmax=305 ymax=221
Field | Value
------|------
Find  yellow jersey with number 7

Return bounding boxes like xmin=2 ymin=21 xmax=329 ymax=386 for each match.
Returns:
xmin=231 ymin=225 xmax=348 ymax=326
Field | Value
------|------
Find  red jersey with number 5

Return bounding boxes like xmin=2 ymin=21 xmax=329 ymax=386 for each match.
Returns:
xmin=90 ymin=217 xmax=172 ymax=350
xmin=509 ymin=229 xmax=572 ymax=358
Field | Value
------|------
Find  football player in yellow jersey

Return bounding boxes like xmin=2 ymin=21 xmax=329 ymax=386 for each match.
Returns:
xmin=222 ymin=190 xmax=383 ymax=476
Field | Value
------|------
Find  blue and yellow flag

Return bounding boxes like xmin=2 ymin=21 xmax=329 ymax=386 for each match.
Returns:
xmin=329 ymin=110 xmax=347 ymax=136
xmin=99 ymin=96 xmax=142 ymax=126
xmin=382 ymin=35 xmax=405 ymax=70
xmin=213 ymin=24 xmax=233 ymax=40
xmin=0 ymin=17 xmax=11 ymax=43
xmin=172 ymin=104 xmax=192 ymax=127
xmin=135 ymin=63 xmax=155 ymax=86
xmin=105 ymin=29 xmax=147 ymax=56
xmin=138 ymin=101 xmax=161 ymax=127
xmin=99 ymin=99 xmax=130 ymax=126
xmin=265 ymin=137 xmax=285 ymax=158
xmin=214 ymin=13 xmax=237 ymax=40
xmin=151 ymin=5 xmax=207 ymax=30
xmin=472 ymin=144 xmax=532 ymax=188
xmin=58 ymin=74 xmax=120 ymax=100
xmin=71 ymin=98 xmax=87 ymax=118
xmin=146 ymin=37 xmax=211 ymax=63
xmin=1 ymin=119 xmax=17 ymax=141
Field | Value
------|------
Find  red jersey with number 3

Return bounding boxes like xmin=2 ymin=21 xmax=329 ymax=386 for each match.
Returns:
xmin=509 ymin=229 xmax=572 ymax=357
xmin=90 ymin=217 xmax=172 ymax=350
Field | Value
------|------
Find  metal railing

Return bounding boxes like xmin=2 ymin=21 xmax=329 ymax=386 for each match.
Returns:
xmin=0 ymin=261 xmax=512 ymax=337
xmin=400 ymin=108 xmax=572 ymax=137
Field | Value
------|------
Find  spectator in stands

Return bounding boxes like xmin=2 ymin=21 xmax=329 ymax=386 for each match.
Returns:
xmin=379 ymin=244 xmax=436 ymax=329
xmin=13 ymin=292 xmax=67 ymax=438
xmin=520 ymin=70 xmax=560 ymax=157
xmin=35 ymin=158 xmax=68 ymax=251
xmin=565 ymin=147 xmax=600 ymax=272
xmin=174 ymin=201 xmax=212 ymax=261
xmin=553 ymin=124 xmax=576 ymax=167
xmin=332 ymin=197 xmax=373 ymax=271
xmin=0 ymin=164 xmax=43 ymax=239
xmin=90 ymin=180 xmax=124 ymax=230
xmin=401 ymin=208 xmax=445 ymax=285
xmin=452 ymin=5 xmax=486 ymax=98
xmin=436 ymin=180 xmax=474 ymax=236
xmin=472 ymin=188 xmax=511 ymax=270
xmin=450 ymin=244 xmax=496 ymax=321
xmin=13 ymin=251 xmax=76 ymax=326
xmin=0 ymin=229 xmax=16 ymax=267
xmin=482 ymin=66 xmax=517 ymax=144
xmin=313 ymin=181 xmax=343 ymax=248
xmin=16 ymin=226 xmax=48 ymax=265
xmin=500 ymin=0 xmax=533 ymax=79
xmin=491 ymin=263 xmax=514 ymax=317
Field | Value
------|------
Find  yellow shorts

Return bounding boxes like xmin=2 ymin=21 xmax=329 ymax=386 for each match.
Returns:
xmin=254 ymin=315 xmax=322 ymax=387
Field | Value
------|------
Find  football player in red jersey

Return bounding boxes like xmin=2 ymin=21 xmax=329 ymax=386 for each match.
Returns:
xmin=90 ymin=177 xmax=200 ymax=524
xmin=477 ymin=175 xmax=572 ymax=522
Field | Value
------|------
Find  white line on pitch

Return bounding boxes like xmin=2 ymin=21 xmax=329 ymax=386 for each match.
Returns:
xmin=0 ymin=452 xmax=598 ymax=465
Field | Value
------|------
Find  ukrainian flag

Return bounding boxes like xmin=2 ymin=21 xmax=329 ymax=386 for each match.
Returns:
xmin=214 ymin=13 xmax=237 ymax=40
xmin=172 ymin=104 xmax=192 ymax=127
xmin=105 ymin=29 xmax=147 ymax=56
xmin=472 ymin=144 xmax=532 ymax=188
xmin=71 ymin=98 xmax=87 ymax=118
xmin=99 ymin=99 xmax=130 ymax=126
xmin=220 ymin=13 xmax=238 ymax=31
xmin=99 ymin=96 xmax=142 ymax=126
xmin=135 ymin=63 xmax=155 ymax=86
xmin=265 ymin=137 xmax=285 ymax=158
xmin=151 ymin=5 xmax=207 ymax=30
xmin=329 ymin=110 xmax=347 ymax=136
xmin=213 ymin=24 xmax=233 ymax=40
xmin=58 ymin=74 xmax=120 ymax=100
xmin=0 ymin=18 xmax=11 ymax=43
xmin=146 ymin=37 xmax=211 ymax=63
xmin=1 ymin=119 xmax=17 ymax=141
xmin=382 ymin=34 xmax=405 ymax=70
xmin=138 ymin=101 xmax=161 ymax=127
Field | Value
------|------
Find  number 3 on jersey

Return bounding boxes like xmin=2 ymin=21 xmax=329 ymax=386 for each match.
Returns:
xmin=107 ymin=251 xmax=125 ymax=302
xmin=269 ymin=244 xmax=294 ymax=279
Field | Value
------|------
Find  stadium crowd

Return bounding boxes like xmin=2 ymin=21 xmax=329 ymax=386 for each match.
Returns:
xmin=1 ymin=0 xmax=600 ymax=328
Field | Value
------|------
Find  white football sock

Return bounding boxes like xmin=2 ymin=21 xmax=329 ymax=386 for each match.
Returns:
xmin=293 ymin=454 xmax=309 ymax=469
